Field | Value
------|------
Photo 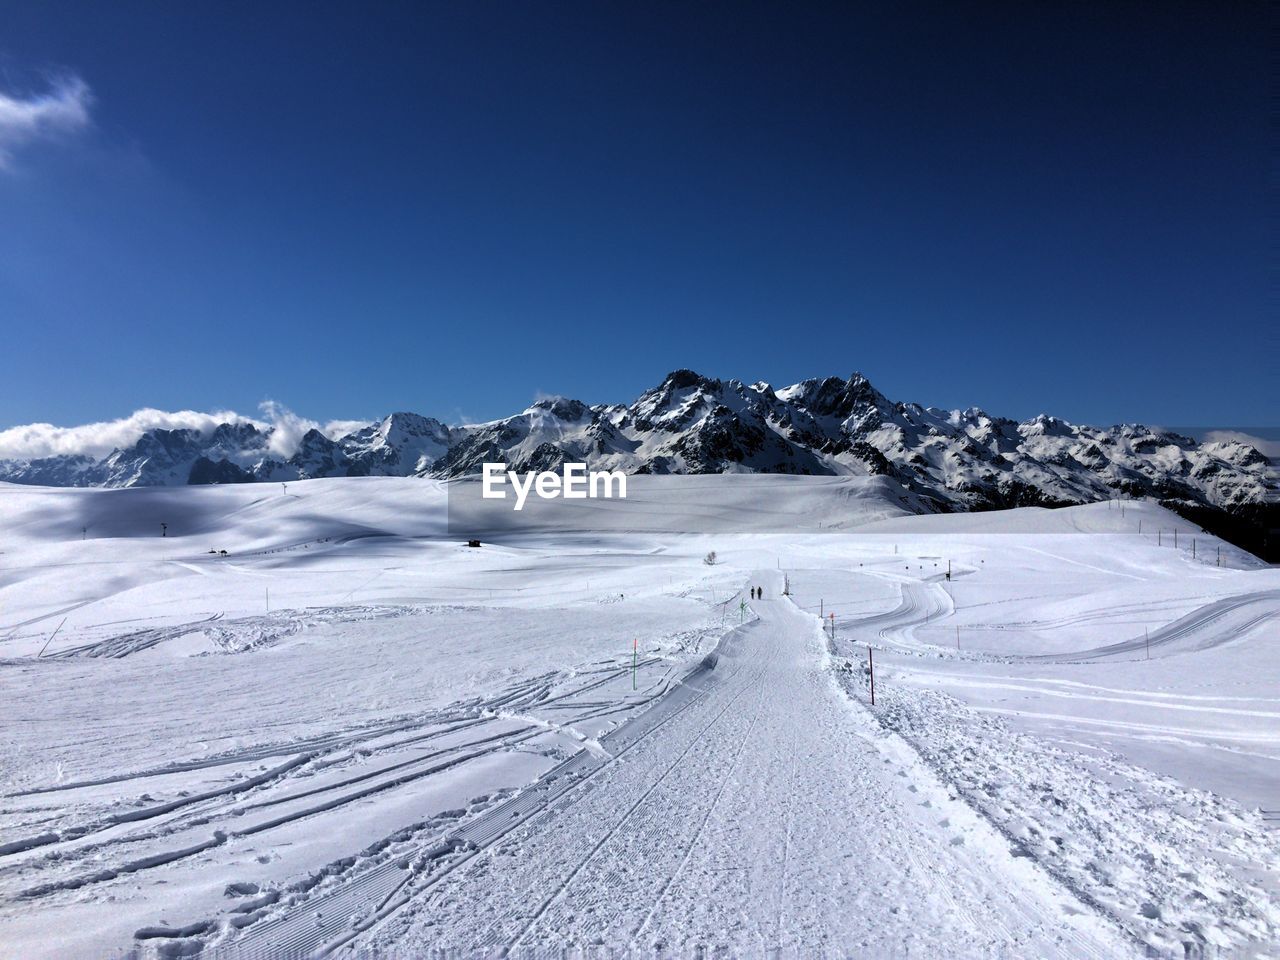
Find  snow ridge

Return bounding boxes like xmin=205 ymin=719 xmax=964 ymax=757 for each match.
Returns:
xmin=0 ymin=371 xmax=1273 ymax=523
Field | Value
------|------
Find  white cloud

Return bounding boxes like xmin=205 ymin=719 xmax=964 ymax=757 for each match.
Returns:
xmin=0 ymin=408 xmax=261 ymax=461
xmin=0 ymin=74 xmax=93 ymax=169
xmin=1202 ymin=430 xmax=1280 ymax=459
xmin=257 ymin=400 xmax=320 ymax=458
xmin=0 ymin=406 xmax=396 ymax=463
xmin=323 ymin=418 xmax=375 ymax=439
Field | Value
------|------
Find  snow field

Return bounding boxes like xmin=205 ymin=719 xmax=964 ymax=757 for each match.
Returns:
xmin=0 ymin=479 xmax=1276 ymax=957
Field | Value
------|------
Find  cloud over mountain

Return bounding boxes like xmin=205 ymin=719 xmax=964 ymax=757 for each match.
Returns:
xmin=0 ymin=403 xmax=363 ymax=461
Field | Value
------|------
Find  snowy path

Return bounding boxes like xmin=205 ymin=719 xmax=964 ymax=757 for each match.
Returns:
xmin=339 ymin=573 xmax=1130 ymax=957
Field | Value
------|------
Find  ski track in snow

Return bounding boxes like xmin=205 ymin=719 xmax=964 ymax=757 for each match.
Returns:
xmin=329 ymin=575 xmax=1132 ymax=958
xmin=3 ymin=488 xmax=1279 ymax=959
xmin=817 ymin=571 xmax=1280 ymax=957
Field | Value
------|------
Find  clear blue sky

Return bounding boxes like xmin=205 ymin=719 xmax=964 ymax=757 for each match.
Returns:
xmin=0 ymin=1 xmax=1272 ymax=429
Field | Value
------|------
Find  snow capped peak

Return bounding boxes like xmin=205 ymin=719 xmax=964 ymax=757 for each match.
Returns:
xmin=527 ymin=396 xmax=591 ymax=423
xmin=1020 ymin=414 xmax=1076 ymax=439
xmin=658 ymin=368 xmax=716 ymax=392
xmin=0 ymin=374 xmax=1274 ymax=545
xmin=780 ymin=373 xmax=890 ymax=425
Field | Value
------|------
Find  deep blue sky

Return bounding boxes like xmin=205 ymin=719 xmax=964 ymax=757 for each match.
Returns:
xmin=0 ymin=1 xmax=1272 ymax=429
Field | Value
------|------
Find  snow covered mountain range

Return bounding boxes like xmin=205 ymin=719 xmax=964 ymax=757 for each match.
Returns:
xmin=2 ymin=369 xmax=1274 ymax=530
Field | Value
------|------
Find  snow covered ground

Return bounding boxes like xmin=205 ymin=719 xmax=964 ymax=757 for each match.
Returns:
xmin=0 ymin=477 xmax=1276 ymax=958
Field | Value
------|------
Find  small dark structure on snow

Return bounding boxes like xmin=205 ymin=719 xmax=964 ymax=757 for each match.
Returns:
xmin=467 ymin=539 xmax=482 ymax=548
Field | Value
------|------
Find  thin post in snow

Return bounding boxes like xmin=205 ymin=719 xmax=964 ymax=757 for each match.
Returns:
xmin=37 ymin=618 xmax=68 ymax=658
xmin=868 ymin=646 xmax=875 ymax=706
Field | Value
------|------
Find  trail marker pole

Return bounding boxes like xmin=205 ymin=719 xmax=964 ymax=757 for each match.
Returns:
xmin=37 ymin=618 xmax=67 ymax=658
xmin=632 ymin=638 xmax=637 ymax=690
xmin=1174 ymin=530 xmax=1178 ymax=549
xmin=829 ymin=612 xmax=835 ymax=639
xmin=1192 ymin=538 xmax=1196 ymax=560
xmin=1158 ymin=530 xmax=1162 ymax=546
xmin=820 ymin=598 xmax=823 ymax=617
xmin=868 ymin=646 xmax=875 ymax=706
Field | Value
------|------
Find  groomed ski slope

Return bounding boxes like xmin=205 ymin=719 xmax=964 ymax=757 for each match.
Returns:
xmin=355 ymin=573 xmax=1131 ymax=958
xmin=0 ymin=476 xmax=1277 ymax=958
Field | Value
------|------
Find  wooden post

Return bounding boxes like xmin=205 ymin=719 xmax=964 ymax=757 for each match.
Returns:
xmin=868 ymin=646 xmax=875 ymax=706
